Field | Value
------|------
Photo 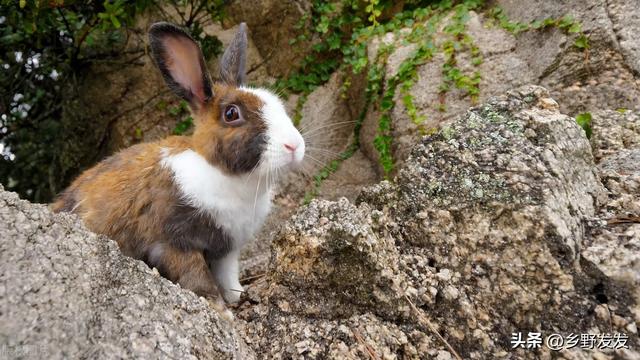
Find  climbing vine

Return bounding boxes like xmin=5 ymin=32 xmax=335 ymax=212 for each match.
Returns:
xmin=303 ymin=45 xmax=390 ymax=203
xmin=486 ymin=7 xmax=590 ymax=50
xmin=275 ymin=0 xmax=590 ymax=201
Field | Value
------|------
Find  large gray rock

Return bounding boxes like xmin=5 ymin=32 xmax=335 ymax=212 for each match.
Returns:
xmin=590 ymin=110 xmax=640 ymax=162
xmin=606 ymin=0 xmax=640 ymax=74
xmin=583 ymin=148 xmax=640 ymax=302
xmin=237 ymin=86 xmax=639 ymax=359
xmin=582 ymin=109 xmax=640 ymax=340
xmin=293 ymin=71 xmax=378 ymax=200
xmin=499 ymin=0 xmax=640 ymax=75
xmin=0 ymin=187 xmax=253 ymax=359
xmin=360 ymin=3 xmax=640 ymax=175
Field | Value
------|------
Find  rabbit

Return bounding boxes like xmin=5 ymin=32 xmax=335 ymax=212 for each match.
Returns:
xmin=52 ymin=22 xmax=305 ymax=305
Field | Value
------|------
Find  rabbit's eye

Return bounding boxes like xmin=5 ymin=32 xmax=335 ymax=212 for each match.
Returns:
xmin=223 ymin=105 xmax=242 ymax=124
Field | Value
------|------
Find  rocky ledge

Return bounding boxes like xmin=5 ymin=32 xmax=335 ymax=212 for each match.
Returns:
xmin=0 ymin=187 xmax=252 ymax=359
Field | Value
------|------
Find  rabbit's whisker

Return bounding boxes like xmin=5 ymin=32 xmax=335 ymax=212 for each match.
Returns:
xmin=252 ymin=167 xmax=262 ymax=221
xmin=302 ymin=137 xmax=350 ymax=147
xmin=304 ymin=154 xmax=330 ymax=168
xmin=300 ymin=120 xmax=356 ymax=137
xmin=244 ymin=157 xmax=262 ymax=186
xmin=306 ymin=147 xmax=345 ymax=157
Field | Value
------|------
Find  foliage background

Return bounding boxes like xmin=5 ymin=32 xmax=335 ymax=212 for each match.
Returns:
xmin=0 ymin=0 xmax=224 ymax=202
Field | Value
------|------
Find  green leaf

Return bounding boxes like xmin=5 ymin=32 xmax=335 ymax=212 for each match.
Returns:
xmin=574 ymin=34 xmax=590 ymax=49
xmin=19 ymin=0 xmax=26 ymax=8
xmin=568 ymin=23 xmax=581 ymax=33
xmin=380 ymin=98 xmax=394 ymax=110
xmin=111 ymin=15 xmax=121 ymax=29
xmin=558 ymin=15 xmax=574 ymax=29
xmin=575 ymin=112 xmax=592 ymax=139
xmin=531 ymin=20 xmax=543 ymax=29
xmin=327 ymin=33 xmax=341 ymax=50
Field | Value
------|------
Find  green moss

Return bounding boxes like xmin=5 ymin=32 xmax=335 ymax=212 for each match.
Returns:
xmin=373 ymin=1 xmax=483 ymax=177
xmin=506 ymin=120 xmax=524 ymax=134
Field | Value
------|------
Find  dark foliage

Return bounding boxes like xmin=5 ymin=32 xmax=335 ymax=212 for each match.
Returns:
xmin=0 ymin=0 xmax=224 ymax=202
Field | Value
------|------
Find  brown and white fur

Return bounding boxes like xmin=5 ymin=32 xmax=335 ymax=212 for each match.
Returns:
xmin=52 ymin=22 xmax=304 ymax=304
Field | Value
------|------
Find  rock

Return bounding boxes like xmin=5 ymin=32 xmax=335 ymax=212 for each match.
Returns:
xmin=237 ymin=310 xmax=429 ymax=359
xmin=317 ymin=150 xmax=379 ymax=201
xmin=359 ymin=85 xmax=620 ymax=357
xmin=299 ymin=72 xmax=358 ymax=158
xmin=606 ymin=0 xmax=640 ymax=74
xmin=269 ymin=197 xmax=408 ymax=319
xmin=0 ymin=186 xmax=253 ymax=359
xmin=361 ymin=5 xmax=640 ymax=174
xmin=596 ymin=148 xmax=640 ymax=216
xmin=495 ymin=0 xmax=640 ymax=116
xmin=225 ymin=0 xmax=312 ymax=78
xmin=582 ymin=109 xmax=640 ymax=330
xmin=498 ymin=0 xmax=640 ymax=75
xmin=271 ymin=71 xmax=374 ymax=200
xmin=237 ymin=85 xmax=639 ymax=359
xmin=590 ymin=110 xmax=640 ymax=161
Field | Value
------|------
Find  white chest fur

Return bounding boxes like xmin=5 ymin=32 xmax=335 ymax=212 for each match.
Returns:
xmin=160 ymin=149 xmax=272 ymax=249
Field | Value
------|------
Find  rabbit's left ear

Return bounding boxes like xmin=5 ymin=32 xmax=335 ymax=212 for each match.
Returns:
xmin=149 ymin=22 xmax=213 ymax=109
xmin=219 ymin=23 xmax=248 ymax=86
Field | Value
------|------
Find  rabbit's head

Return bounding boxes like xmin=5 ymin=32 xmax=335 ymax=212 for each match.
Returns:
xmin=149 ymin=22 xmax=304 ymax=176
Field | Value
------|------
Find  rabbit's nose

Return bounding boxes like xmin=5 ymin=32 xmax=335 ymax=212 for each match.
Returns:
xmin=284 ymin=143 xmax=298 ymax=153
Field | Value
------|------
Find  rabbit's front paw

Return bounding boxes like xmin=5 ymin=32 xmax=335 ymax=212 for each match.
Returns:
xmin=223 ymin=283 xmax=243 ymax=303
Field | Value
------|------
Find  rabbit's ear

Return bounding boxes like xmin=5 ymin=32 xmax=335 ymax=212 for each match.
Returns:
xmin=220 ymin=23 xmax=248 ymax=86
xmin=149 ymin=22 xmax=213 ymax=109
